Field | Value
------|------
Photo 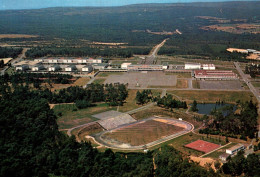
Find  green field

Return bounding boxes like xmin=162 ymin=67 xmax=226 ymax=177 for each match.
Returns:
xmin=168 ymin=90 xmax=256 ymax=103
xmin=92 ymin=78 xmax=106 ymax=84
xmin=97 ymin=72 xmax=124 ymax=78
xmin=251 ymin=82 xmax=260 ymax=87
xmin=54 ymin=103 xmax=116 ymax=129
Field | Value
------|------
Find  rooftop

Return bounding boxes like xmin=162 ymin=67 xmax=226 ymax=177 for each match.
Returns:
xmin=226 ymin=143 xmax=244 ymax=152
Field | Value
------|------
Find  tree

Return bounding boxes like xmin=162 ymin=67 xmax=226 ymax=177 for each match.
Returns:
xmin=191 ymin=100 xmax=198 ymax=112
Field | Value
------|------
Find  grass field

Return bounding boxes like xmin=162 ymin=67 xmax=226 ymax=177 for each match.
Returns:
xmin=103 ymin=119 xmax=185 ymax=146
xmin=167 ymin=90 xmax=256 ymax=103
xmin=92 ymin=78 xmax=106 ymax=84
xmin=165 ymin=72 xmax=192 ymax=78
xmin=5 ymin=67 xmax=15 ymax=75
xmin=96 ymin=72 xmax=124 ymax=78
xmin=54 ymin=103 xmax=116 ymax=129
xmin=251 ymin=82 xmax=260 ymax=87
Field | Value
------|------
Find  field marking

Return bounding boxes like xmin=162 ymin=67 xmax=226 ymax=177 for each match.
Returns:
xmin=200 ymin=142 xmax=232 ymax=158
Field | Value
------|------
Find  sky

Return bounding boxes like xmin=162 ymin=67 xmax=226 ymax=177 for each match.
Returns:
xmin=0 ymin=0 xmax=255 ymax=10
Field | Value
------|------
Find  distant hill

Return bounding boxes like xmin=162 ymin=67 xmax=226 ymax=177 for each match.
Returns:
xmin=0 ymin=1 xmax=259 ymax=45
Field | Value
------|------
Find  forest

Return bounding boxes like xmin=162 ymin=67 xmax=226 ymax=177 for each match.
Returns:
xmin=0 ymin=47 xmax=22 ymax=58
xmin=26 ymin=46 xmax=152 ymax=58
xmin=199 ymin=101 xmax=258 ymax=139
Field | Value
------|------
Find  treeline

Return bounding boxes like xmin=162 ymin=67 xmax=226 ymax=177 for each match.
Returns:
xmin=2 ymin=72 xmax=74 ymax=86
xmin=0 ymin=47 xmax=22 ymax=58
xmin=245 ymin=64 xmax=260 ymax=78
xmin=0 ymin=83 xmax=217 ymax=176
xmin=135 ymin=89 xmax=154 ymax=105
xmin=199 ymin=101 xmax=258 ymax=139
xmin=26 ymin=47 xmax=151 ymax=58
xmin=156 ymin=94 xmax=187 ymax=110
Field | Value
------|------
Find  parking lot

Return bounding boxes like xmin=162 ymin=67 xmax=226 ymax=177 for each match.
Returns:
xmin=104 ymin=71 xmax=177 ymax=88
xmin=199 ymin=80 xmax=243 ymax=90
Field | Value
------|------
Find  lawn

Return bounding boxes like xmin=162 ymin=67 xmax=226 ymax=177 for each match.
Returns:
xmin=54 ymin=103 xmax=116 ymax=129
xmin=5 ymin=67 xmax=15 ymax=75
xmin=96 ymin=72 xmax=124 ymax=78
xmin=92 ymin=78 xmax=106 ymax=84
xmin=251 ymin=82 xmax=260 ymax=87
xmin=165 ymin=72 xmax=192 ymax=78
xmin=168 ymin=90 xmax=256 ymax=103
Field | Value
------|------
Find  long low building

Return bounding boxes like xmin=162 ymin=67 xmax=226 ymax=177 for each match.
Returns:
xmin=194 ymin=70 xmax=238 ymax=80
xmin=34 ymin=57 xmax=103 ymax=64
xmin=127 ymin=64 xmax=163 ymax=71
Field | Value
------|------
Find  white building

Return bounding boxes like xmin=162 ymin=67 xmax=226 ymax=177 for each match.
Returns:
xmin=16 ymin=65 xmax=29 ymax=71
xmin=48 ymin=59 xmax=58 ymax=64
xmin=185 ymin=63 xmax=201 ymax=70
xmin=226 ymin=144 xmax=245 ymax=155
xmin=65 ymin=65 xmax=77 ymax=72
xmin=32 ymin=65 xmax=44 ymax=71
xmin=201 ymin=64 xmax=216 ymax=70
xmin=82 ymin=65 xmax=93 ymax=73
xmin=121 ymin=63 xmax=132 ymax=69
xmin=48 ymin=65 xmax=60 ymax=72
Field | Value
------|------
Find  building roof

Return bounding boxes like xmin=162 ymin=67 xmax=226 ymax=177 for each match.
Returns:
xmin=226 ymin=143 xmax=244 ymax=152
xmin=219 ymin=153 xmax=230 ymax=158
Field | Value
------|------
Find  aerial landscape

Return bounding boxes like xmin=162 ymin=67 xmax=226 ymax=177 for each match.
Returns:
xmin=0 ymin=0 xmax=260 ymax=176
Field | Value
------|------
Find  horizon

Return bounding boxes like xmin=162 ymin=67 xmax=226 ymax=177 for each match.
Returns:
xmin=0 ymin=0 xmax=257 ymax=10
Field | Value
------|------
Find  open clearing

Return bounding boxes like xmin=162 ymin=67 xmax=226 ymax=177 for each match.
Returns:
xmin=199 ymin=80 xmax=243 ymax=90
xmin=168 ymin=90 xmax=256 ymax=103
xmin=104 ymin=71 xmax=177 ymax=88
xmin=54 ymin=103 xmax=116 ymax=129
xmin=0 ymin=34 xmax=39 ymax=38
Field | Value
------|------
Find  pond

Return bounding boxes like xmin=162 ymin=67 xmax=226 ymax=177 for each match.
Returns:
xmin=196 ymin=103 xmax=235 ymax=115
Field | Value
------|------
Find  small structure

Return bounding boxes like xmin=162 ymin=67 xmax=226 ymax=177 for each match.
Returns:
xmin=201 ymin=64 xmax=216 ymax=70
xmin=82 ymin=65 xmax=93 ymax=73
xmin=226 ymin=144 xmax=245 ymax=155
xmin=121 ymin=63 xmax=132 ymax=69
xmin=162 ymin=62 xmax=169 ymax=70
xmin=247 ymin=49 xmax=257 ymax=53
xmin=92 ymin=63 xmax=108 ymax=70
xmin=48 ymin=59 xmax=58 ymax=64
xmin=219 ymin=153 xmax=230 ymax=163
xmin=185 ymin=63 xmax=201 ymax=70
xmin=48 ymin=65 xmax=60 ymax=72
xmin=65 ymin=65 xmax=77 ymax=72
xmin=32 ymin=65 xmax=44 ymax=71
xmin=16 ymin=64 xmax=29 ymax=71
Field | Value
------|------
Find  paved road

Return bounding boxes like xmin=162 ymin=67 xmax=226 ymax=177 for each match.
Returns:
xmin=144 ymin=38 xmax=168 ymax=65
xmin=1 ymin=48 xmax=29 ymax=75
xmin=234 ymin=62 xmax=260 ymax=138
